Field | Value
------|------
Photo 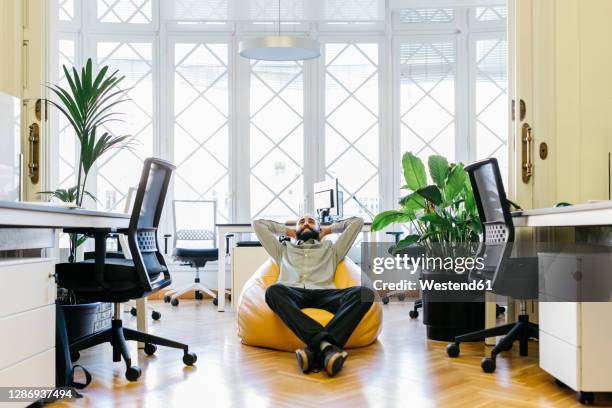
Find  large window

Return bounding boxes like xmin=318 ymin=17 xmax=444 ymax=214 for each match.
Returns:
xmin=54 ymin=1 xmax=508 ymax=231
xmin=94 ymin=39 xmax=154 ymax=211
xmin=172 ymin=41 xmax=230 ymax=222
xmin=250 ymin=60 xmax=304 ymax=219
xmin=324 ymin=42 xmax=380 ymax=218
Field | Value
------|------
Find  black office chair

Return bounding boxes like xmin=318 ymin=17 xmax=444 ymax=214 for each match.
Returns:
xmin=56 ymin=158 xmax=197 ymax=382
xmin=445 ymin=157 xmax=538 ymax=373
xmin=84 ymin=187 xmax=161 ymax=321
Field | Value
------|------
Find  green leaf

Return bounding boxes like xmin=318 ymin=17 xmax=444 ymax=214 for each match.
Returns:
xmin=399 ymin=192 xmax=426 ymax=210
xmin=428 ymin=155 xmax=449 ymax=188
xmin=402 ymin=152 xmax=427 ymax=191
xmin=415 ymin=185 xmax=442 ymax=205
xmin=444 ymin=163 xmax=467 ymax=203
xmin=392 ymin=235 xmax=420 ymax=254
xmin=371 ymin=210 xmax=416 ymax=231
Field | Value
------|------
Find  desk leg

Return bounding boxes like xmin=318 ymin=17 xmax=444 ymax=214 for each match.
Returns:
xmin=136 ymin=297 xmax=147 ymax=349
xmin=217 ymin=233 xmax=226 ymax=312
xmin=485 ymin=292 xmax=496 ymax=345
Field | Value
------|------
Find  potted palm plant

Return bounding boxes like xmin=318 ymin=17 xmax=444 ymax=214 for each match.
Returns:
xmin=42 ymin=58 xmax=132 ymax=344
xmin=372 ymin=152 xmax=485 ymax=341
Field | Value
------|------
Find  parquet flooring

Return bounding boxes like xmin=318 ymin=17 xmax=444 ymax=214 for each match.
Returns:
xmin=48 ymin=301 xmax=612 ymax=407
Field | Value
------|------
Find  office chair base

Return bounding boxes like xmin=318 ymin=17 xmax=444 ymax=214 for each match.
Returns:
xmin=69 ymin=316 xmax=197 ymax=381
xmin=167 ymin=281 xmax=218 ymax=306
xmin=447 ymin=314 xmax=538 ymax=373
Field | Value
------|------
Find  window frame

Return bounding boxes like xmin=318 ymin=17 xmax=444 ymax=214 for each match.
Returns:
xmin=50 ymin=1 xmax=508 ymax=236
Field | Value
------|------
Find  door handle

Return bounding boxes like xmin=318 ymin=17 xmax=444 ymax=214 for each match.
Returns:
xmin=28 ymin=122 xmax=40 ymax=184
xmin=521 ymin=123 xmax=533 ymax=183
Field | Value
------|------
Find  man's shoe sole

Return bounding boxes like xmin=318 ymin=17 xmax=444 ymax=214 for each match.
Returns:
xmin=325 ymin=352 xmax=347 ymax=377
xmin=296 ymin=349 xmax=311 ymax=373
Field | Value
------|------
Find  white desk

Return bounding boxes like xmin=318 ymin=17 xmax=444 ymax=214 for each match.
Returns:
xmin=0 ymin=201 xmax=130 ymax=407
xmin=512 ymin=201 xmax=612 ymax=399
xmin=215 ymin=222 xmax=375 ymax=312
xmin=512 ymin=201 xmax=612 ymax=227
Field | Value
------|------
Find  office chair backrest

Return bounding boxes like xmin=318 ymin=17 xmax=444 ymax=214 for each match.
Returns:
xmin=172 ymin=200 xmax=217 ymax=249
xmin=465 ymin=158 xmax=514 ymax=272
xmin=465 ymin=158 xmax=514 ymax=245
xmin=127 ymin=157 xmax=176 ymax=292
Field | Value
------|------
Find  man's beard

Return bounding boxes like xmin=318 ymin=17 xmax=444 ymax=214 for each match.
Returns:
xmin=296 ymin=228 xmax=320 ymax=241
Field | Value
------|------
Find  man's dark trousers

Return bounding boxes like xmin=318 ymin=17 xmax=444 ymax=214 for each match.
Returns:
xmin=265 ymin=283 xmax=375 ymax=350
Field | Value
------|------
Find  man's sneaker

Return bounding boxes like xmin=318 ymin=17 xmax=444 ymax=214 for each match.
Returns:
xmin=321 ymin=345 xmax=348 ymax=377
xmin=295 ymin=347 xmax=317 ymax=373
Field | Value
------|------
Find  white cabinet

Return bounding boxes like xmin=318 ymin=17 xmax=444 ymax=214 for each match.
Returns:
xmin=538 ymin=253 xmax=612 ymax=395
xmin=231 ymin=246 xmax=269 ymax=311
xmin=0 ymin=258 xmax=56 ymax=408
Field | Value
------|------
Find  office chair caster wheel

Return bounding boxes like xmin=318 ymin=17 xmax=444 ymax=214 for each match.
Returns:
xmin=213 ymin=297 xmax=218 ymax=306
xmin=151 ymin=311 xmax=161 ymax=320
xmin=171 ymin=298 xmax=179 ymax=306
xmin=481 ymin=357 xmax=496 ymax=373
xmin=195 ymin=291 xmax=203 ymax=300
xmin=409 ymin=310 xmax=418 ymax=319
xmin=130 ymin=306 xmax=137 ymax=316
xmin=397 ymin=294 xmax=406 ymax=301
xmin=382 ymin=296 xmax=389 ymax=304
xmin=144 ymin=343 xmax=157 ymax=356
xmin=446 ymin=343 xmax=460 ymax=358
xmin=183 ymin=352 xmax=197 ymax=366
xmin=578 ymin=392 xmax=595 ymax=405
xmin=163 ymin=295 xmax=171 ymax=303
xmin=70 ymin=351 xmax=80 ymax=363
xmin=125 ymin=365 xmax=141 ymax=382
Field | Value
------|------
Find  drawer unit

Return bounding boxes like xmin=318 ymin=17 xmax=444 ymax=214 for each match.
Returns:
xmin=0 ymin=258 xmax=56 ymax=319
xmin=0 ymin=305 xmax=54 ymax=371
xmin=539 ymin=253 xmax=612 ymax=396
xmin=538 ymin=301 xmax=579 ymax=346
xmin=0 ymin=258 xmax=56 ymax=406
xmin=0 ymin=348 xmax=55 ymax=408
xmin=539 ymin=331 xmax=580 ymax=390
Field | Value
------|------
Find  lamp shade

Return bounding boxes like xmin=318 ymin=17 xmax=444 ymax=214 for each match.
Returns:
xmin=239 ymin=36 xmax=321 ymax=61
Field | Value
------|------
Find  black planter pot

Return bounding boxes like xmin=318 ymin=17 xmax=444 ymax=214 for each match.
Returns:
xmin=420 ymin=270 xmax=485 ymax=341
xmin=61 ymin=303 xmax=100 ymax=343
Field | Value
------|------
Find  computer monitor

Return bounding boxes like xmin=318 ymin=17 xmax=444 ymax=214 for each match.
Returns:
xmin=314 ymin=179 xmax=343 ymax=224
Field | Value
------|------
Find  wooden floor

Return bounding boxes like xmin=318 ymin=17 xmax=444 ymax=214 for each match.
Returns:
xmin=49 ymin=300 xmax=612 ymax=408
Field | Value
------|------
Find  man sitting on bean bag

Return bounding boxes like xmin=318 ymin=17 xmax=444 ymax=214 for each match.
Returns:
xmin=253 ymin=215 xmax=374 ymax=377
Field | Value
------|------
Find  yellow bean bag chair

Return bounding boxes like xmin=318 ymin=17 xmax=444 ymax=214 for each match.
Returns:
xmin=237 ymin=257 xmax=383 ymax=352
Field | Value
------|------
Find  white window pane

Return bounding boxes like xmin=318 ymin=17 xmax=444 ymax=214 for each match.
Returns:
xmin=97 ymin=0 xmax=152 ymax=24
xmin=398 ymin=8 xmax=455 ymax=24
xmin=173 ymin=42 xmax=230 ymax=223
xmin=59 ymin=0 xmax=74 ymax=21
xmin=250 ymin=60 xmax=304 ymax=220
xmin=58 ymin=38 xmax=77 ymax=189
xmin=475 ymin=36 xmax=508 ymax=177
xmin=325 ymin=43 xmax=379 ymax=220
xmin=475 ymin=6 xmax=507 ymax=22
xmin=399 ymin=38 xmax=456 ymax=171
xmin=95 ymin=41 xmax=153 ymax=211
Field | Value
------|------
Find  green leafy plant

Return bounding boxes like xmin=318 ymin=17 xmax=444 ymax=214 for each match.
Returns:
xmin=40 ymin=58 xmax=133 ymax=260
xmin=372 ymin=152 xmax=481 ymax=256
xmin=41 ymin=58 xmax=132 ymax=207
